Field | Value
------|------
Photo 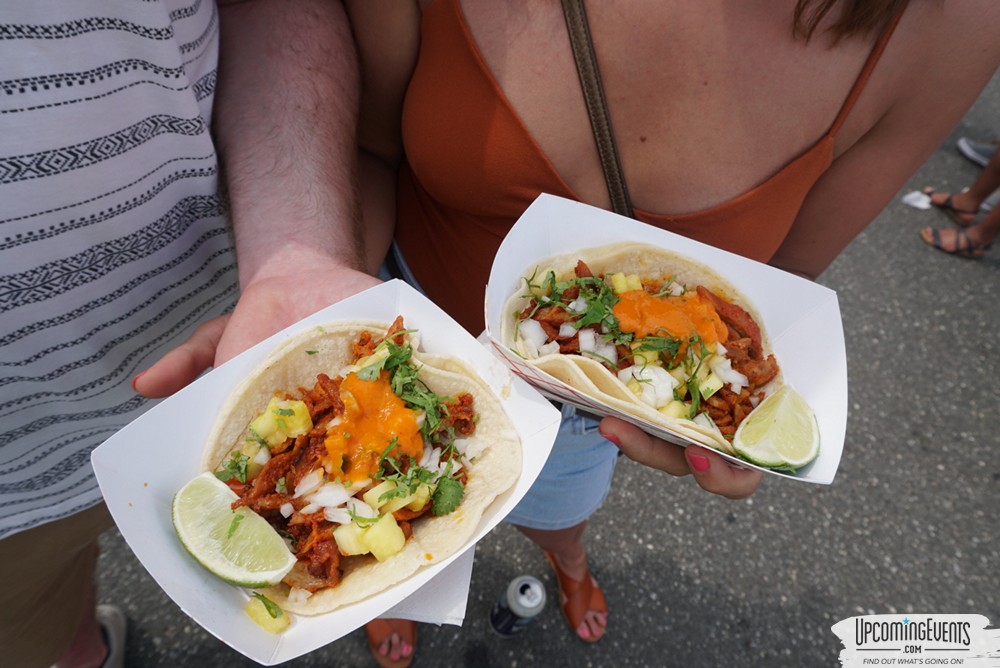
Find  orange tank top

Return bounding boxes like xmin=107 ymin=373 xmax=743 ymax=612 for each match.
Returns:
xmin=396 ymin=0 xmax=903 ymax=333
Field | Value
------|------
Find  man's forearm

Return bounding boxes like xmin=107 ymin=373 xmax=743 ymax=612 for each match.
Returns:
xmin=215 ymin=0 xmax=365 ymax=288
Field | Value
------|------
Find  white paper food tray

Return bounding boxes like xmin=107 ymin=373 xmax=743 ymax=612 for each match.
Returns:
xmin=484 ymin=194 xmax=847 ymax=484
xmin=92 ymin=280 xmax=560 ymax=665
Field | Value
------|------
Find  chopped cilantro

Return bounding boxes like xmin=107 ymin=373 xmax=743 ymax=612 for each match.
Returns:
xmin=431 ymin=477 xmax=464 ymax=516
xmin=247 ymin=428 xmax=268 ymax=449
xmin=227 ymin=513 xmax=244 ymax=538
xmin=215 ymin=452 xmax=250 ymax=483
xmin=356 ymin=335 xmax=416 ymax=381
xmin=275 ymin=477 xmax=287 ymax=494
xmin=274 ymin=408 xmax=295 ymax=417
xmin=251 ymin=593 xmax=283 ymax=619
xmin=348 ymin=508 xmax=381 ymax=528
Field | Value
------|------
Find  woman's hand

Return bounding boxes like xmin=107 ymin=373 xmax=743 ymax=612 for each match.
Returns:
xmin=133 ymin=264 xmax=381 ymax=399
xmin=598 ymin=416 xmax=762 ymax=499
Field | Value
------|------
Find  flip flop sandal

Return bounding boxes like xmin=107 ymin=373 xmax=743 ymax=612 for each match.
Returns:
xmin=919 ymin=226 xmax=993 ymax=258
xmin=365 ymin=618 xmax=417 ymax=668
xmin=923 ymin=187 xmax=979 ymax=227
xmin=543 ymin=551 xmax=608 ymax=643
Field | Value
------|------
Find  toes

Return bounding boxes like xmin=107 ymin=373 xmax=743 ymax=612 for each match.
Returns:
xmin=387 ymin=634 xmax=413 ymax=660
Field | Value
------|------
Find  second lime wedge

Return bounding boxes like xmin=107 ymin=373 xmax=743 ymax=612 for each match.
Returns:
xmin=733 ymin=385 xmax=819 ymax=471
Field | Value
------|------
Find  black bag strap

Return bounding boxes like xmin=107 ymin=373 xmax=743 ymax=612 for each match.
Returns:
xmin=561 ymin=0 xmax=634 ymax=218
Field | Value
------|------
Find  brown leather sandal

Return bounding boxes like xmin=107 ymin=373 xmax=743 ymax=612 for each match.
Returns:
xmin=365 ymin=618 xmax=417 ymax=668
xmin=925 ymin=188 xmax=979 ymax=227
xmin=920 ymin=226 xmax=993 ymax=258
xmin=543 ymin=550 xmax=608 ymax=643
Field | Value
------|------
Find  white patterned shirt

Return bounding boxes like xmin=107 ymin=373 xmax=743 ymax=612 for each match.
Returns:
xmin=0 ymin=0 xmax=236 ymax=538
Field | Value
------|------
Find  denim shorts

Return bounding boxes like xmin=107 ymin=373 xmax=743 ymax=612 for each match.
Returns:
xmin=504 ymin=404 xmax=619 ymax=530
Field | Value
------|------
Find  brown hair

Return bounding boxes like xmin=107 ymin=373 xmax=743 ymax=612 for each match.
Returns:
xmin=794 ymin=0 xmax=909 ymax=41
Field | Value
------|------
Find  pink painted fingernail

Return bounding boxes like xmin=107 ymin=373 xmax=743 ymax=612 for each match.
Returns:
xmin=688 ymin=453 xmax=710 ymax=472
xmin=599 ymin=429 xmax=621 ymax=447
xmin=130 ymin=370 xmax=147 ymax=391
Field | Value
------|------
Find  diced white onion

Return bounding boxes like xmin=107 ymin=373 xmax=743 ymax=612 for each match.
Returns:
xmin=516 ymin=319 xmax=549 ymax=358
xmin=347 ymin=497 xmax=378 ymax=520
xmin=578 ymin=329 xmax=618 ymax=365
xmin=460 ymin=438 xmax=487 ymax=462
xmin=293 ymin=468 xmax=324 ymax=498
xmin=324 ymin=507 xmax=352 ymax=525
xmin=415 ymin=411 xmax=426 ymax=429
xmin=666 ymin=281 xmax=684 ymax=296
xmin=558 ymin=323 xmax=577 ymax=338
xmin=708 ymin=346 xmax=749 ymax=394
xmin=329 ymin=416 xmax=343 ymax=427
xmin=299 ymin=503 xmax=319 ymax=515
xmin=693 ymin=411 xmax=725 ymax=438
xmin=287 ymin=588 xmax=313 ymax=605
xmin=538 ymin=341 xmax=560 ymax=356
xmin=567 ymin=297 xmax=587 ymax=313
xmin=279 ymin=502 xmax=294 ymax=518
xmin=253 ymin=447 xmax=271 ymax=466
xmin=617 ymin=364 xmax=678 ymax=409
xmin=307 ymin=482 xmax=353 ymax=508
xmin=421 ymin=445 xmax=441 ymax=470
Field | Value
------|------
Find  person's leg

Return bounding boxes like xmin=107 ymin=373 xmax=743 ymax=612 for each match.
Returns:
xmin=0 ymin=503 xmax=114 ymax=668
xmin=930 ymin=146 xmax=1000 ymax=217
xmin=365 ymin=618 xmax=416 ymax=668
xmin=53 ymin=585 xmax=107 ymax=668
xmin=513 ymin=521 xmax=608 ymax=641
xmin=503 ymin=405 xmax=618 ymax=642
xmin=921 ymin=206 xmax=1000 ymax=256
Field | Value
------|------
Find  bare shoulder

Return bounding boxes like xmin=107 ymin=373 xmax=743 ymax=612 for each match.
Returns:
xmin=880 ymin=0 xmax=1000 ymax=119
xmin=771 ymin=1 xmax=1000 ymax=279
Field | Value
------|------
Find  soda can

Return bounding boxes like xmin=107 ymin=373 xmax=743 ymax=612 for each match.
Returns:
xmin=489 ymin=575 xmax=546 ymax=637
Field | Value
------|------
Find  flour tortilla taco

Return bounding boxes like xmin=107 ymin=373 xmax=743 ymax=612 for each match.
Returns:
xmin=501 ymin=242 xmax=783 ymax=457
xmin=204 ymin=317 xmax=521 ymax=614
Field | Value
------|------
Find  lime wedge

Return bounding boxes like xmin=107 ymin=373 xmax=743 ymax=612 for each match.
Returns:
xmin=172 ymin=472 xmax=296 ymax=588
xmin=733 ymin=385 xmax=819 ymax=470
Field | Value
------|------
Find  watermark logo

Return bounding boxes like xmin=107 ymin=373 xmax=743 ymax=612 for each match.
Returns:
xmin=831 ymin=614 xmax=1000 ymax=667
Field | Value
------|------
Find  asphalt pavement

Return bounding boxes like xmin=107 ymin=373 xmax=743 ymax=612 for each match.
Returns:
xmin=95 ymin=73 xmax=1000 ymax=668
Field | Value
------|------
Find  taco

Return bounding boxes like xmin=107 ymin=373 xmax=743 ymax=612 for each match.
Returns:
xmin=500 ymin=242 xmax=782 ymax=458
xmin=204 ymin=317 xmax=521 ymax=614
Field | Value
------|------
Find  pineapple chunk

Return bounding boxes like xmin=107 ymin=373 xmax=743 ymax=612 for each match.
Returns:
xmin=333 ymin=522 xmax=371 ymax=556
xmin=698 ymin=372 xmax=724 ymax=399
xmin=631 ymin=345 xmax=662 ymax=367
xmin=384 ymin=482 xmax=436 ymax=513
xmin=245 ymin=595 xmax=291 ymax=634
xmin=625 ymin=378 xmax=643 ymax=398
xmin=625 ymin=274 xmax=643 ymax=291
xmin=406 ymin=483 xmax=434 ymax=512
xmin=381 ymin=489 xmax=416 ymax=514
xmin=609 ymin=272 xmax=629 ymax=294
xmin=659 ymin=400 xmax=689 ymax=419
xmin=345 ymin=344 xmax=391 ymax=376
xmin=239 ymin=440 xmax=265 ymax=481
xmin=363 ymin=514 xmax=406 ymax=562
xmin=249 ymin=398 xmax=312 ymax=448
xmin=363 ymin=480 xmax=399 ymax=510
xmin=693 ymin=356 xmax=714 ymax=382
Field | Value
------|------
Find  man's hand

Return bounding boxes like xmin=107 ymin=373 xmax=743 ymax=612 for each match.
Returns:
xmin=133 ymin=264 xmax=380 ymax=398
xmin=598 ymin=416 xmax=763 ymax=499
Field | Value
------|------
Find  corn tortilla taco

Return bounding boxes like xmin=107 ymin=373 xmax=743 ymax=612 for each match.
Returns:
xmin=204 ymin=318 xmax=521 ymax=614
xmin=501 ymin=242 xmax=783 ymax=457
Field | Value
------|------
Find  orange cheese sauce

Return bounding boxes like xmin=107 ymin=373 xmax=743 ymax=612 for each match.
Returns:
xmin=323 ymin=371 xmax=423 ymax=483
xmin=612 ymin=289 xmax=728 ymax=349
